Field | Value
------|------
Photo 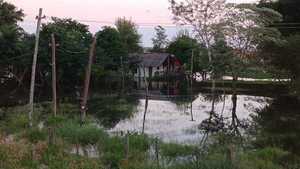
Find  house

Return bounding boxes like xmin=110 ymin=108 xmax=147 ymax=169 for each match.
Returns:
xmin=133 ymin=53 xmax=183 ymax=78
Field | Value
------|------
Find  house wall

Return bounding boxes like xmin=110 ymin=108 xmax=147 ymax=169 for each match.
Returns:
xmin=135 ymin=67 xmax=150 ymax=78
xmin=134 ymin=65 xmax=165 ymax=78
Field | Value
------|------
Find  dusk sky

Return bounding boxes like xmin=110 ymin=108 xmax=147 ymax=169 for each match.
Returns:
xmin=7 ymin=0 xmax=258 ymax=47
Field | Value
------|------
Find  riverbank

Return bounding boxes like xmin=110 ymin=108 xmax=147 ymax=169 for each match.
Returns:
xmin=195 ymin=80 xmax=289 ymax=96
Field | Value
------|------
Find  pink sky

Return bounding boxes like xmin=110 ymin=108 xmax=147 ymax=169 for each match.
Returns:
xmin=8 ymin=0 xmax=258 ymax=25
xmin=7 ymin=0 xmax=258 ymax=47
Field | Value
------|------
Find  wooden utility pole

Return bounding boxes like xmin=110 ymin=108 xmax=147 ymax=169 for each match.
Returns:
xmin=51 ymin=34 xmax=57 ymax=117
xmin=80 ymin=36 xmax=97 ymax=122
xmin=190 ymin=49 xmax=194 ymax=121
xmin=28 ymin=8 xmax=44 ymax=127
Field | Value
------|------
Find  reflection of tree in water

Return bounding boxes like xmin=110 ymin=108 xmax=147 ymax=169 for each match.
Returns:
xmin=88 ymin=96 xmax=139 ymax=128
xmin=199 ymin=93 xmax=250 ymax=144
xmin=200 ymin=93 xmax=225 ymax=104
xmin=251 ymin=96 xmax=300 ymax=156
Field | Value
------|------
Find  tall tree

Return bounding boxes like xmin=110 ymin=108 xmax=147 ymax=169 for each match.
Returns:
xmin=39 ymin=17 xmax=92 ymax=92
xmin=170 ymin=0 xmax=227 ymax=112
xmin=0 ymin=0 xmax=24 ymax=25
xmin=152 ymin=25 xmax=168 ymax=52
xmin=258 ymin=0 xmax=300 ymax=97
xmin=223 ymin=4 xmax=282 ymax=83
xmin=95 ymin=27 xmax=125 ymax=70
xmin=0 ymin=0 xmax=31 ymax=87
xmin=115 ymin=17 xmax=142 ymax=54
xmin=167 ymin=31 xmax=209 ymax=79
xmin=259 ymin=0 xmax=300 ymax=36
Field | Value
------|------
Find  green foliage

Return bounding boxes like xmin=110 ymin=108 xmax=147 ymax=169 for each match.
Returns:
xmin=0 ymin=0 xmax=32 ymax=87
xmin=259 ymin=0 xmax=300 ymax=36
xmin=95 ymin=26 xmax=126 ymax=71
xmin=167 ymin=31 xmax=209 ymax=74
xmin=260 ymin=35 xmax=300 ymax=95
xmin=88 ymin=96 xmax=138 ymax=128
xmin=238 ymin=148 xmax=288 ymax=169
xmin=1 ymin=111 xmax=29 ymax=134
xmin=100 ymin=136 xmax=125 ymax=168
xmin=57 ymin=120 xmax=106 ymax=146
xmin=211 ymin=33 xmax=234 ymax=78
xmin=152 ymin=25 xmax=168 ymax=52
xmin=115 ymin=17 xmax=142 ymax=54
xmin=128 ymin=133 xmax=151 ymax=152
xmin=25 ymin=128 xmax=47 ymax=143
xmin=42 ymin=144 xmax=104 ymax=169
xmin=160 ymin=142 xmax=196 ymax=158
xmin=39 ymin=17 xmax=92 ymax=91
xmin=0 ymin=0 xmax=23 ymax=25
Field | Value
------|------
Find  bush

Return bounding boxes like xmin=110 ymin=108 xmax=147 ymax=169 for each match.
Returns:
xmin=57 ymin=120 xmax=106 ymax=146
xmin=160 ymin=142 xmax=196 ymax=158
xmin=25 ymin=128 xmax=47 ymax=143
xmin=0 ymin=112 xmax=29 ymax=134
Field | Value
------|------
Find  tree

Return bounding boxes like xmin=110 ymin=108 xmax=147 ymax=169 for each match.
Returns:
xmin=260 ymin=35 xmax=300 ymax=96
xmin=0 ymin=0 xmax=24 ymax=25
xmin=258 ymin=0 xmax=300 ymax=97
xmin=115 ymin=17 xmax=142 ymax=54
xmin=170 ymin=0 xmax=227 ymax=112
xmin=152 ymin=25 xmax=168 ymax=52
xmin=259 ymin=0 xmax=300 ymax=36
xmin=95 ymin=26 xmax=126 ymax=70
xmin=167 ymin=31 xmax=209 ymax=79
xmin=223 ymin=4 xmax=282 ymax=83
xmin=0 ymin=0 xmax=31 ymax=87
xmin=211 ymin=32 xmax=233 ymax=79
xmin=39 ymin=17 xmax=92 ymax=92
xmin=92 ymin=26 xmax=127 ymax=90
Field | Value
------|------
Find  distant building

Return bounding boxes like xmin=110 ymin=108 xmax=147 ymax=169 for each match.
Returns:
xmin=132 ymin=53 xmax=183 ymax=78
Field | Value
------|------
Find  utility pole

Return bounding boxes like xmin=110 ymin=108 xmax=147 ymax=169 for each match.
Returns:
xmin=51 ymin=34 xmax=58 ymax=117
xmin=80 ymin=35 xmax=97 ymax=123
xmin=190 ymin=49 xmax=194 ymax=121
xmin=28 ymin=8 xmax=45 ymax=127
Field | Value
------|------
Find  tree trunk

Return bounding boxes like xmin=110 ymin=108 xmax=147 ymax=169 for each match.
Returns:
xmin=207 ymin=49 xmax=216 ymax=113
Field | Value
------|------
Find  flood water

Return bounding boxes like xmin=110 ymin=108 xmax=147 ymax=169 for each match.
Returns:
xmin=110 ymin=94 xmax=270 ymax=144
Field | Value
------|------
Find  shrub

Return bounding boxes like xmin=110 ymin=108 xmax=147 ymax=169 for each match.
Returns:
xmin=25 ymin=128 xmax=47 ymax=143
xmin=57 ymin=120 xmax=106 ymax=146
xmin=160 ymin=142 xmax=196 ymax=158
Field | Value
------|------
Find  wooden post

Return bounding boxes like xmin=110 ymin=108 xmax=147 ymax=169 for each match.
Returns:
xmin=80 ymin=36 xmax=97 ymax=122
xmin=142 ymin=66 xmax=149 ymax=134
xmin=51 ymin=34 xmax=57 ymax=117
xmin=28 ymin=8 xmax=44 ymax=127
xmin=190 ymin=49 xmax=194 ymax=121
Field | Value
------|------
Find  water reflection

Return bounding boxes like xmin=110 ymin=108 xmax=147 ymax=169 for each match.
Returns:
xmin=88 ymin=95 xmax=139 ymax=128
xmin=110 ymin=92 xmax=269 ymax=144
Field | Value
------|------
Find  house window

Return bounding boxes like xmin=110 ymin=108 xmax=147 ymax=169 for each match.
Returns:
xmin=157 ymin=66 xmax=160 ymax=70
